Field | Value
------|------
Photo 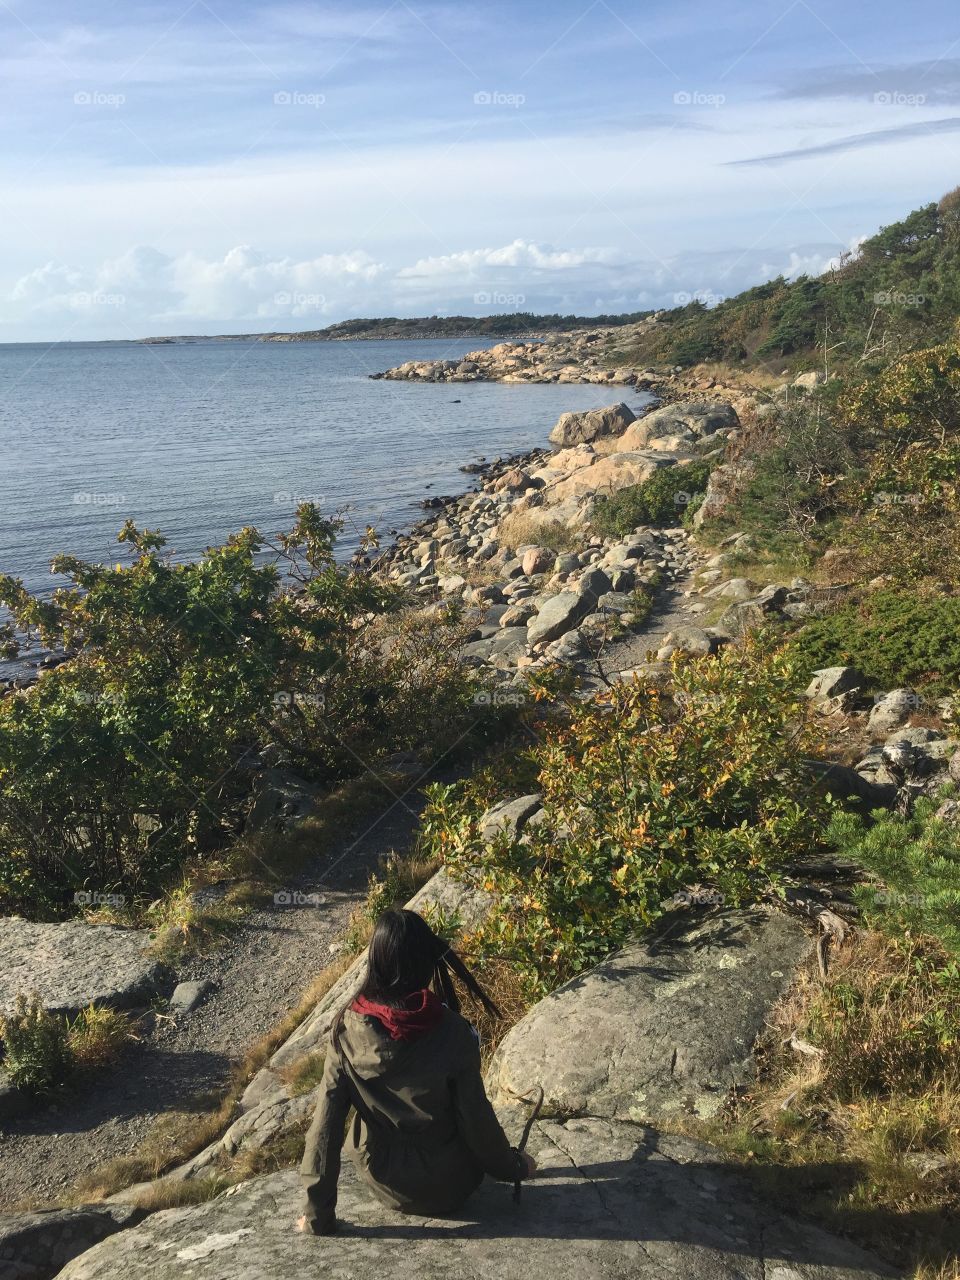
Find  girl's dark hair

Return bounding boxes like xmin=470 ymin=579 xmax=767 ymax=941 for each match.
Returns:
xmin=357 ymin=909 xmax=500 ymax=1019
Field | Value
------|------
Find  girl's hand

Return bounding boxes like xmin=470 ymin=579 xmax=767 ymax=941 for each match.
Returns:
xmin=521 ymin=1152 xmax=537 ymax=1177
xmin=297 ymin=1213 xmax=338 ymax=1235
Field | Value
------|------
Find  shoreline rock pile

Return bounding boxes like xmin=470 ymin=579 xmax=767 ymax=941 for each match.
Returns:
xmin=370 ymin=325 xmax=662 ymax=385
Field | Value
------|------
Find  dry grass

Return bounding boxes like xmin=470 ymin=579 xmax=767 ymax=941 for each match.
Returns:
xmin=130 ymin=1175 xmax=233 ymax=1212
xmin=685 ymin=930 xmax=960 ymax=1274
xmin=465 ymin=955 xmax=535 ymax=1065
xmin=228 ymin=1118 xmax=311 ymax=1180
xmin=67 ymin=1006 xmax=138 ymax=1071
xmin=498 ymin=510 xmax=578 ymax=555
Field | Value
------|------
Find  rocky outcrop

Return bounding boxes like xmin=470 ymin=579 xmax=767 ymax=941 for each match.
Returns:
xmin=370 ymin=326 xmax=663 ymax=385
xmin=618 ymin=400 xmax=739 ymax=452
xmin=0 ymin=1203 xmax=142 ymax=1280
xmin=488 ymin=909 xmax=813 ymax=1123
xmin=548 ymin=402 xmax=635 ymax=448
xmin=56 ymin=1118 xmax=896 ymax=1280
xmin=0 ymin=919 xmax=167 ymax=1020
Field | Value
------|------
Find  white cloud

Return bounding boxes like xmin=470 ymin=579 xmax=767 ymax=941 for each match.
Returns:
xmin=6 ymin=233 xmax=861 ymax=339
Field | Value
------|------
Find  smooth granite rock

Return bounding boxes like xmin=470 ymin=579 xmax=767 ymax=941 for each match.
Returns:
xmin=0 ymin=919 xmax=167 ymax=1019
xmin=488 ymin=909 xmax=813 ymax=1123
xmin=0 ymin=1203 xmax=142 ymax=1280
xmin=57 ymin=1114 xmax=896 ymax=1280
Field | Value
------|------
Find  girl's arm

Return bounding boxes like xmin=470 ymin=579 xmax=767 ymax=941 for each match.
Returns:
xmin=299 ymin=1045 xmax=350 ymax=1233
xmin=452 ymin=1029 xmax=525 ymax=1183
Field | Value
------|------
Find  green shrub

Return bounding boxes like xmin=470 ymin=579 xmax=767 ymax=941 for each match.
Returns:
xmin=591 ymin=461 xmax=712 ymax=537
xmin=424 ymin=639 xmax=827 ymax=994
xmin=0 ymin=995 xmax=73 ymax=1093
xmin=828 ymin=799 xmax=960 ymax=957
xmin=0 ymin=510 xmax=398 ymax=917
xmin=789 ymin=588 xmax=960 ymax=694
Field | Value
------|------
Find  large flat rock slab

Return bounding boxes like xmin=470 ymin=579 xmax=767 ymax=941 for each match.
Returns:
xmin=0 ymin=918 xmax=167 ymax=1019
xmin=57 ymin=1114 xmax=896 ymax=1279
xmin=488 ymin=909 xmax=813 ymax=1122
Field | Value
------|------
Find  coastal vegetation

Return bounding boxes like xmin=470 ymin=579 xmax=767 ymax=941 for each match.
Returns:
xmin=611 ymin=188 xmax=960 ymax=371
xmin=5 ymin=188 xmax=960 ymax=1277
xmin=0 ymin=510 xmax=500 ymax=918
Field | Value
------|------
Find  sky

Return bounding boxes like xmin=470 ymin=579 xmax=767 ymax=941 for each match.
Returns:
xmin=2 ymin=0 xmax=959 ymax=341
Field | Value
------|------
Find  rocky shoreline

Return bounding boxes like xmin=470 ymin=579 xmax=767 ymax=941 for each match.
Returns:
xmin=369 ymin=323 xmax=660 ymax=385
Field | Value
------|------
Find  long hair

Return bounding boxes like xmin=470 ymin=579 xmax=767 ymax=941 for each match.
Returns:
xmin=356 ymin=908 xmax=501 ymax=1019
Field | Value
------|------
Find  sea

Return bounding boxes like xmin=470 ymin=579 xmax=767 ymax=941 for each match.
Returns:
xmin=0 ymin=336 xmax=653 ymax=672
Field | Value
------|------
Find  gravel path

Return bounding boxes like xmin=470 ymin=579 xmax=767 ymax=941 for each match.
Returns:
xmin=580 ymin=575 xmax=705 ymax=692
xmin=0 ymin=785 xmax=429 ymax=1209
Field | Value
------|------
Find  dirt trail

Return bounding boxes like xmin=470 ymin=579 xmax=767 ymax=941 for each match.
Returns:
xmin=0 ymin=790 xmax=427 ymax=1209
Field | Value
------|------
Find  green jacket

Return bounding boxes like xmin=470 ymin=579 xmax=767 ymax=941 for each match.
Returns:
xmin=300 ymin=1004 xmax=521 ymax=1229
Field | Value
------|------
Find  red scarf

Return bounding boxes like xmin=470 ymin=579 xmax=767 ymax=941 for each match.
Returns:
xmin=351 ymin=987 xmax=445 ymax=1041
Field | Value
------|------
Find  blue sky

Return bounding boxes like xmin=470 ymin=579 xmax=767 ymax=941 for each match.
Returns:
xmin=2 ymin=0 xmax=959 ymax=340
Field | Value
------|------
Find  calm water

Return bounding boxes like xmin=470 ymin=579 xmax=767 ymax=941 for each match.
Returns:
xmin=0 ymin=338 xmax=651 ymax=599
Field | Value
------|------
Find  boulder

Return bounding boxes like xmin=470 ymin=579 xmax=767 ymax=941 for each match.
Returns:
xmin=703 ymin=577 xmax=757 ymax=602
xmin=0 ymin=919 xmax=167 ymax=1020
xmin=521 ymin=546 xmax=554 ymax=576
xmin=0 ymin=1203 xmax=142 ymax=1280
xmin=247 ymin=767 xmax=322 ymax=832
xmin=692 ymin=461 xmax=753 ymax=529
xmin=461 ymin=628 xmax=529 ymax=667
xmin=618 ymin=401 xmax=738 ymax=450
xmin=867 ymin=689 xmax=918 ymax=739
xmin=488 ymin=909 xmax=812 ymax=1123
xmin=804 ymin=667 xmax=864 ymax=702
xmin=664 ymin=625 xmax=716 ymax=657
xmin=542 ymin=451 xmax=671 ymax=505
xmin=169 ymin=979 xmax=214 ymax=1014
xmin=527 ymin=592 xmax=593 ymax=646
xmin=480 ymin=794 xmax=543 ymax=843
xmin=53 ymin=1136 xmax=896 ymax=1280
xmin=548 ymin=401 xmax=635 ymax=448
